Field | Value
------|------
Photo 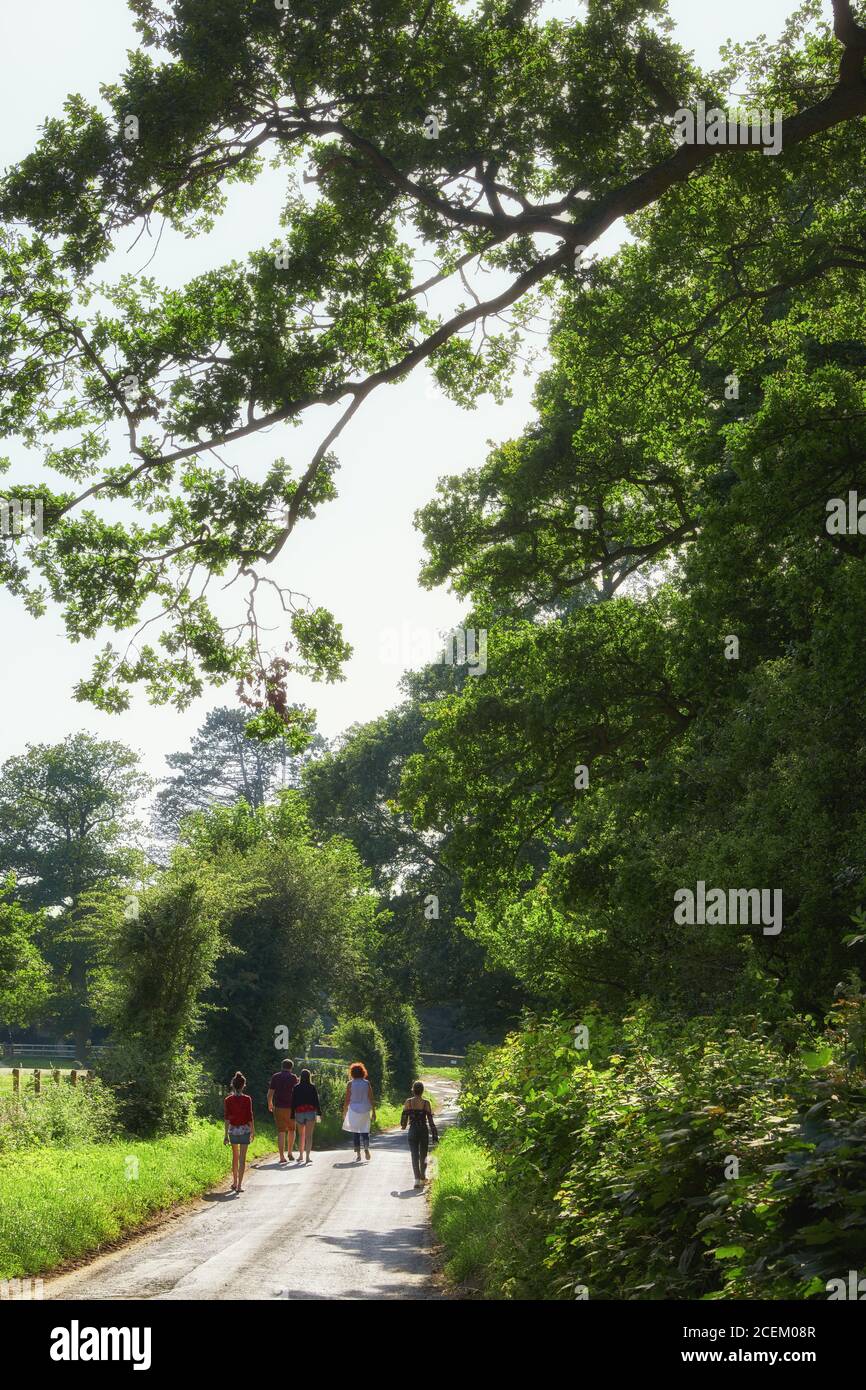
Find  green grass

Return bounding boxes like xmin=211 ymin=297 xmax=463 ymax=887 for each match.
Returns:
xmin=0 ymin=1121 xmax=275 ymax=1279
xmin=420 ymin=1066 xmax=462 ymax=1082
xmin=430 ymin=1127 xmax=503 ymax=1292
xmin=0 ymin=1097 xmax=415 ymax=1279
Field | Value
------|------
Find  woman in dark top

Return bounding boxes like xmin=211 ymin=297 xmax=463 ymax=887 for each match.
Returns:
xmin=401 ymin=1080 xmax=438 ymax=1189
xmin=290 ymin=1068 xmax=322 ymax=1165
xmin=223 ymin=1070 xmax=255 ymax=1193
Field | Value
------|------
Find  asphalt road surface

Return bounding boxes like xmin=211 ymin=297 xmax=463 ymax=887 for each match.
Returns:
xmin=45 ymin=1077 xmax=460 ymax=1302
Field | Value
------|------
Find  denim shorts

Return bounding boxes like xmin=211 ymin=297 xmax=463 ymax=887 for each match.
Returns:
xmin=294 ymin=1110 xmax=317 ymax=1126
xmin=228 ymin=1124 xmax=251 ymax=1146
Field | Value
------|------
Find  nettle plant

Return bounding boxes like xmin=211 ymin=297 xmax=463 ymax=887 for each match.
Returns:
xmin=2 ymin=1 xmax=866 ymax=732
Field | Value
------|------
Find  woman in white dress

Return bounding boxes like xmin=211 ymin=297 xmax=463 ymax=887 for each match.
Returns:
xmin=341 ymin=1062 xmax=376 ymax=1161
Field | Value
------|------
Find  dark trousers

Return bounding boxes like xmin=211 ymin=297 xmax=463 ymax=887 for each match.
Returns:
xmin=408 ymin=1128 xmax=429 ymax=1180
xmin=353 ymin=1131 xmax=370 ymax=1152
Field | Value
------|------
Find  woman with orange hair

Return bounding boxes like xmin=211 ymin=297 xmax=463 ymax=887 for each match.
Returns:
xmin=341 ymin=1062 xmax=376 ymax=1161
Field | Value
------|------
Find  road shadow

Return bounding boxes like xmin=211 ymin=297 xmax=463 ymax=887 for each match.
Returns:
xmin=313 ymin=1222 xmax=432 ymax=1287
xmin=201 ymin=1191 xmax=238 ymax=1203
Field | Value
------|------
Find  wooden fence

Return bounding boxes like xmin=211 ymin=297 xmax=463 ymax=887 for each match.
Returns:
xmin=5 ymin=1067 xmax=95 ymax=1095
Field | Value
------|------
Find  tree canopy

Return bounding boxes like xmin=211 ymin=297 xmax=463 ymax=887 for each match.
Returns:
xmin=399 ymin=10 xmax=866 ymax=1014
xmin=2 ymin=0 xmax=866 ymax=725
xmin=152 ymin=702 xmax=325 ymax=839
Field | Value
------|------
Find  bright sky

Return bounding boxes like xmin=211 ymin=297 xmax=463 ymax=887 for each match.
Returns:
xmin=0 ymin=0 xmax=796 ymax=782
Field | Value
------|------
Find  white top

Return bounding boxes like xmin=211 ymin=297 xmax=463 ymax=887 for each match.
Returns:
xmin=348 ymin=1078 xmax=370 ymax=1107
xmin=342 ymin=1078 xmax=372 ymax=1133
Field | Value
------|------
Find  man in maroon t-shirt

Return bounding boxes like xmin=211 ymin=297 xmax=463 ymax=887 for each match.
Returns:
xmin=268 ymin=1059 xmax=300 ymax=1164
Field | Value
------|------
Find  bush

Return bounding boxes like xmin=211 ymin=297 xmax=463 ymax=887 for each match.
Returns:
xmin=380 ymin=1004 xmax=422 ymax=1098
xmin=331 ymin=1017 xmax=389 ymax=1098
xmin=0 ymin=1075 xmax=118 ymax=1153
xmin=97 ymin=870 xmax=223 ymax=1135
xmin=453 ymin=1007 xmax=866 ymax=1300
xmin=99 ymin=1038 xmax=204 ymax=1138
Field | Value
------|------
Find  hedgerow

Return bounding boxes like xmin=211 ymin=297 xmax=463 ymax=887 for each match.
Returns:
xmin=456 ymin=1001 xmax=866 ymax=1300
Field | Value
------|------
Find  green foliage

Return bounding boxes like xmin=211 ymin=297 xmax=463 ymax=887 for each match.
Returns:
xmin=152 ymin=704 xmax=326 ymax=840
xmin=401 ymin=59 xmax=866 ymax=1018
xmin=380 ymin=1004 xmax=422 ymax=1098
xmin=0 ymin=1075 xmax=118 ymax=1154
xmin=0 ymin=2 xmax=859 ymax=713
xmin=0 ymin=732 xmax=149 ymax=1050
xmin=0 ymin=881 xmax=48 ymax=1029
xmin=332 ymin=1017 xmax=389 ymax=1099
xmin=96 ymin=867 xmax=224 ymax=1135
xmin=302 ymin=696 xmax=524 ymax=1035
xmin=183 ymin=794 xmax=381 ymax=1094
xmin=453 ymin=1010 xmax=866 ymax=1300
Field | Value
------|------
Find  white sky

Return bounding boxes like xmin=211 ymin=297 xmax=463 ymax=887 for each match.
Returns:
xmin=0 ymin=0 xmax=795 ymax=781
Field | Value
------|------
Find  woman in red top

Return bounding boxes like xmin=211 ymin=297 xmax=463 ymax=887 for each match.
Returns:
xmin=223 ymin=1070 xmax=255 ymax=1193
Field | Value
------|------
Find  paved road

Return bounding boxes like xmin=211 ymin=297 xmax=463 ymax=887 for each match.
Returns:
xmin=46 ymin=1079 xmax=459 ymax=1302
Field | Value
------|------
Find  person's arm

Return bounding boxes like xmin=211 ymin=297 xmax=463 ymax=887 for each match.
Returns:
xmin=426 ymin=1100 xmax=438 ymax=1142
xmin=249 ymin=1097 xmax=255 ymax=1140
xmin=223 ymin=1097 xmax=230 ymax=1145
xmin=341 ymin=1083 xmax=350 ymax=1120
xmin=267 ymin=1086 xmax=275 ymax=1113
xmin=368 ymin=1081 xmax=376 ymax=1122
xmin=315 ymin=1086 xmax=322 ymax=1117
xmin=400 ymin=1103 xmax=410 ymax=1131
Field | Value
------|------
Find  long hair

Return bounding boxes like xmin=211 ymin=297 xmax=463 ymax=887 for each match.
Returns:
xmin=230 ymin=1071 xmax=246 ymax=1092
xmin=299 ymin=1067 xmax=311 ymax=1084
xmin=349 ymin=1061 xmax=368 ymax=1080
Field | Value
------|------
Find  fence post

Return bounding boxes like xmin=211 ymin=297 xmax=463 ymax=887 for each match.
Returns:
xmin=12 ymin=1067 xmax=19 ymax=1095
xmin=33 ymin=1068 xmax=41 ymax=1094
xmin=70 ymin=1070 xmax=78 ymax=1087
xmin=52 ymin=1068 xmax=61 ymax=1085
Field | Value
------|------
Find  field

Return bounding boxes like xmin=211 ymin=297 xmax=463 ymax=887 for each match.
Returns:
xmin=0 ymin=1057 xmax=77 ymax=1092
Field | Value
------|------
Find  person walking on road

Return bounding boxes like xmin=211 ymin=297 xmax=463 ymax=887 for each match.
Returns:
xmin=224 ymin=1071 xmax=255 ymax=1193
xmin=341 ymin=1062 xmax=377 ymax=1162
xmin=268 ymin=1058 xmax=300 ymax=1165
xmin=401 ymin=1081 xmax=438 ymax=1189
xmin=290 ymin=1068 xmax=321 ymax=1164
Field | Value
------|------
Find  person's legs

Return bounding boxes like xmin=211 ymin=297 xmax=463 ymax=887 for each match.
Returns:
xmin=408 ymin=1130 xmax=421 ymax=1181
xmin=237 ymin=1143 xmax=248 ymax=1191
xmin=287 ymin=1118 xmax=297 ymax=1158
xmin=231 ymin=1143 xmax=240 ymax=1189
xmin=418 ymin=1130 xmax=429 ymax=1181
xmin=277 ymin=1126 xmax=287 ymax=1163
xmin=363 ymin=1130 xmax=371 ymax=1159
xmin=304 ymin=1119 xmax=315 ymax=1160
xmin=353 ymin=1132 xmax=362 ymax=1158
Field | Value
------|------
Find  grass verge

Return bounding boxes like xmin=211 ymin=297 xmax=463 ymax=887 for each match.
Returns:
xmin=0 ymin=1121 xmax=274 ymax=1279
xmin=430 ymin=1127 xmax=503 ymax=1293
xmin=0 ymin=1099 xmax=411 ymax=1278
